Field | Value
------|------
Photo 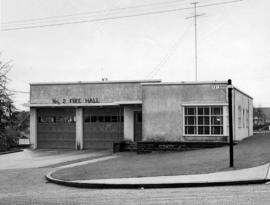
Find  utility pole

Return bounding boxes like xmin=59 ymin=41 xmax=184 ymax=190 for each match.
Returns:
xmin=192 ymin=2 xmax=198 ymax=81
xmin=228 ymin=79 xmax=234 ymax=167
xmin=186 ymin=0 xmax=243 ymax=81
xmin=186 ymin=2 xmax=204 ymax=81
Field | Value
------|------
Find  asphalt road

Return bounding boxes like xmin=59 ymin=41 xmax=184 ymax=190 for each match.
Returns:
xmin=1 ymin=168 xmax=270 ymax=205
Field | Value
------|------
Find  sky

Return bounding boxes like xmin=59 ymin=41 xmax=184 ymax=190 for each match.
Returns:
xmin=0 ymin=0 xmax=270 ymax=110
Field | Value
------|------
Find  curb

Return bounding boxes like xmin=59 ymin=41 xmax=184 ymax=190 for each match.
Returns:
xmin=46 ymin=163 xmax=270 ymax=189
xmin=0 ymin=149 xmax=23 ymax=155
xmin=46 ymin=173 xmax=267 ymax=189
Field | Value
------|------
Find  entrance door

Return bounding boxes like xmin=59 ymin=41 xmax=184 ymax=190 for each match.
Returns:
xmin=134 ymin=111 xmax=142 ymax=142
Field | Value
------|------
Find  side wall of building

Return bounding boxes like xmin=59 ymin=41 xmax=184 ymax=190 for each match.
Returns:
xmin=233 ymin=89 xmax=253 ymax=141
xmin=142 ymin=84 xmax=227 ymax=141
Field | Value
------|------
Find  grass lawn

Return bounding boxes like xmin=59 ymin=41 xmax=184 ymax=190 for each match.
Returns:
xmin=52 ymin=133 xmax=270 ymax=181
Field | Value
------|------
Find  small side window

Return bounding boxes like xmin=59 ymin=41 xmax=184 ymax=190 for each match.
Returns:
xmin=105 ymin=116 xmax=111 ymax=122
xmin=111 ymin=116 xmax=118 ymax=122
xmin=91 ymin=116 xmax=97 ymax=123
xmin=84 ymin=116 xmax=91 ymax=123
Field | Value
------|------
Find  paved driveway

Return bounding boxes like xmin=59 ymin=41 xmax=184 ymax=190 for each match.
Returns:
xmin=0 ymin=149 xmax=111 ymax=170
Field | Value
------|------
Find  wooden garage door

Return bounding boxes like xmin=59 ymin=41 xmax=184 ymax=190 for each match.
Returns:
xmin=83 ymin=107 xmax=124 ymax=149
xmin=37 ymin=108 xmax=76 ymax=149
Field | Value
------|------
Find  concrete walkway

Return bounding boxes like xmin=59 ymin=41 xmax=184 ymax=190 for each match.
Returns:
xmin=46 ymin=159 xmax=270 ymax=189
xmin=0 ymin=149 xmax=111 ymax=170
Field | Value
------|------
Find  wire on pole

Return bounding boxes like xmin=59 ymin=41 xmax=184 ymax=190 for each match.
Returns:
xmin=1 ymin=0 xmax=243 ymax=31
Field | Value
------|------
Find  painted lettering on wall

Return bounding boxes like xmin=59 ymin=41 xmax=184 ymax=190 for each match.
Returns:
xmin=52 ymin=98 xmax=99 ymax=104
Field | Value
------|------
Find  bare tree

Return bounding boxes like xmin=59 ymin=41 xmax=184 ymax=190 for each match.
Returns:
xmin=0 ymin=57 xmax=15 ymax=151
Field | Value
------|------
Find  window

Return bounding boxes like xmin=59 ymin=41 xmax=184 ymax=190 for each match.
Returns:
xmin=86 ymin=115 xmax=124 ymax=123
xmin=84 ymin=116 xmax=91 ymax=123
xmin=65 ymin=116 xmax=76 ymax=123
xmin=184 ymin=106 xmax=223 ymax=135
xmin=184 ymin=107 xmax=196 ymax=134
xmin=105 ymin=116 xmax=111 ymax=122
xmin=97 ymin=116 xmax=104 ymax=122
xmin=91 ymin=116 xmax=97 ymax=122
xmin=38 ymin=116 xmax=47 ymax=123
xmin=38 ymin=116 xmax=71 ymax=123
xmin=238 ymin=106 xmax=241 ymax=128
xmin=38 ymin=116 xmax=56 ymax=123
xmin=111 ymin=116 xmax=118 ymax=122
xmin=243 ymin=109 xmax=245 ymax=128
xmin=136 ymin=112 xmax=142 ymax=123
xmin=51 ymin=116 xmax=56 ymax=123
xmin=246 ymin=109 xmax=249 ymax=128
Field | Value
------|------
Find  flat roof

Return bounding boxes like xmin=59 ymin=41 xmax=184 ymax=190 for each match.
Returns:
xmin=30 ymin=79 xmax=161 ymax=86
xmin=29 ymin=101 xmax=142 ymax=107
xmin=141 ymin=81 xmax=228 ymax=86
xmin=29 ymin=79 xmax=252 ymax=99
xmin=141 ymin=80 xmax=253 ymax=99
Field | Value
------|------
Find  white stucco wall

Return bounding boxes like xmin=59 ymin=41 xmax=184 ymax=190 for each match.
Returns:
xmin=142 ymin=83 xmax=228 ymax=141
xmin=75 ymin=108 xmax=83 ymax=149
xmin=124 ymin=106 xmax=142 ymax=141
xmin=29 ymin=108 xmax=37 ymax=149
xmin=233 ymin=89 xmax=253 ymax=141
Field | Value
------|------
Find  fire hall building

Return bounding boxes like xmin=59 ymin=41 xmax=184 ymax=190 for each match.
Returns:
xmin=29 ymin=80 xmax=253 ymax=149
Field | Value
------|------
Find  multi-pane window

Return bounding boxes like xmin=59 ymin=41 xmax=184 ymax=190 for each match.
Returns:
xmin=246 ymin=109 xmax=249 ymax=128
xmin=84 ymin=115 xmax=124 ymax=123
xmin=184 ymin=106 xmax=223 ymax=135
xmin=238 ymin=106 xmax=242 ymax=128
xmin=243 ymin=109 xmax=245 ymax=128
xmin=38 ymin=116 xmax=75 ymax=123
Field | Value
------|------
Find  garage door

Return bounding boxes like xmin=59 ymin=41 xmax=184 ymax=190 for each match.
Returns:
xmin=83 ymin=107 xmax=124 ymax=149
xmin=37 ymin=108 xmax=76 ymax=149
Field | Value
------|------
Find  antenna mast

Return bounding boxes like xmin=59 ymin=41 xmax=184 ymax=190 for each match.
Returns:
xmin=186 ymin=0 xmax=243 ymax=81
xmin=186 ymin=2 xmax=204 ymax=81
xmin=192 ymin=2 xmax=198 ymax=81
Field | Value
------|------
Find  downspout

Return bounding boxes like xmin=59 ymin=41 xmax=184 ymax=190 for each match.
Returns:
xmin=233 ymin=89 xmax=236 ymax=141
xmin=248 ymin=98 xmax=250 ymax=137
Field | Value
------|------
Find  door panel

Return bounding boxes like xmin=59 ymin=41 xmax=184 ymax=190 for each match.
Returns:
xmin=83 ymin=107 xmax=123 ymax=149
xmin=37 ymin=108 xmax=76 ymax=149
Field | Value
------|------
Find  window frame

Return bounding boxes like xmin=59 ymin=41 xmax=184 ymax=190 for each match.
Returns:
xmin=84 ymin=114 xmax=124 ymax=123
xmin=246 ymin=109 xmax=249 ymax=128
xmin=243 ymin=109 xmax=245 ymax=128
xmin=183 ymin=105 xmax=225 ymax=136
xmin=238 ymin=105 xmax=242 ymax=128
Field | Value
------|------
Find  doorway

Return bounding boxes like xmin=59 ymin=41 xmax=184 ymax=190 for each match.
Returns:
xmin=134 ymin=111 xmax=142 ymax=142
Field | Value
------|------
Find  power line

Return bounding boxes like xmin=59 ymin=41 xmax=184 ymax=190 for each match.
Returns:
xmin=2 ymin=0 xmax=190 ymax=25
xmin=1 ymin=0 xmax=243 ymax=31
xmin=2 ymin=0 xmax=229 ymax=26
xmin=197 ymin=0 xmax=243 ymax=8
xmin=7 ymin=89 xmax=29 ymax=94
xmin=1 ymin=6 xmax=192 ymax=31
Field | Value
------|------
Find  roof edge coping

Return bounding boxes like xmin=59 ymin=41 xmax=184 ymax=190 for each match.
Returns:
xmin=30 ymin=79 xmax=161 ymax=86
